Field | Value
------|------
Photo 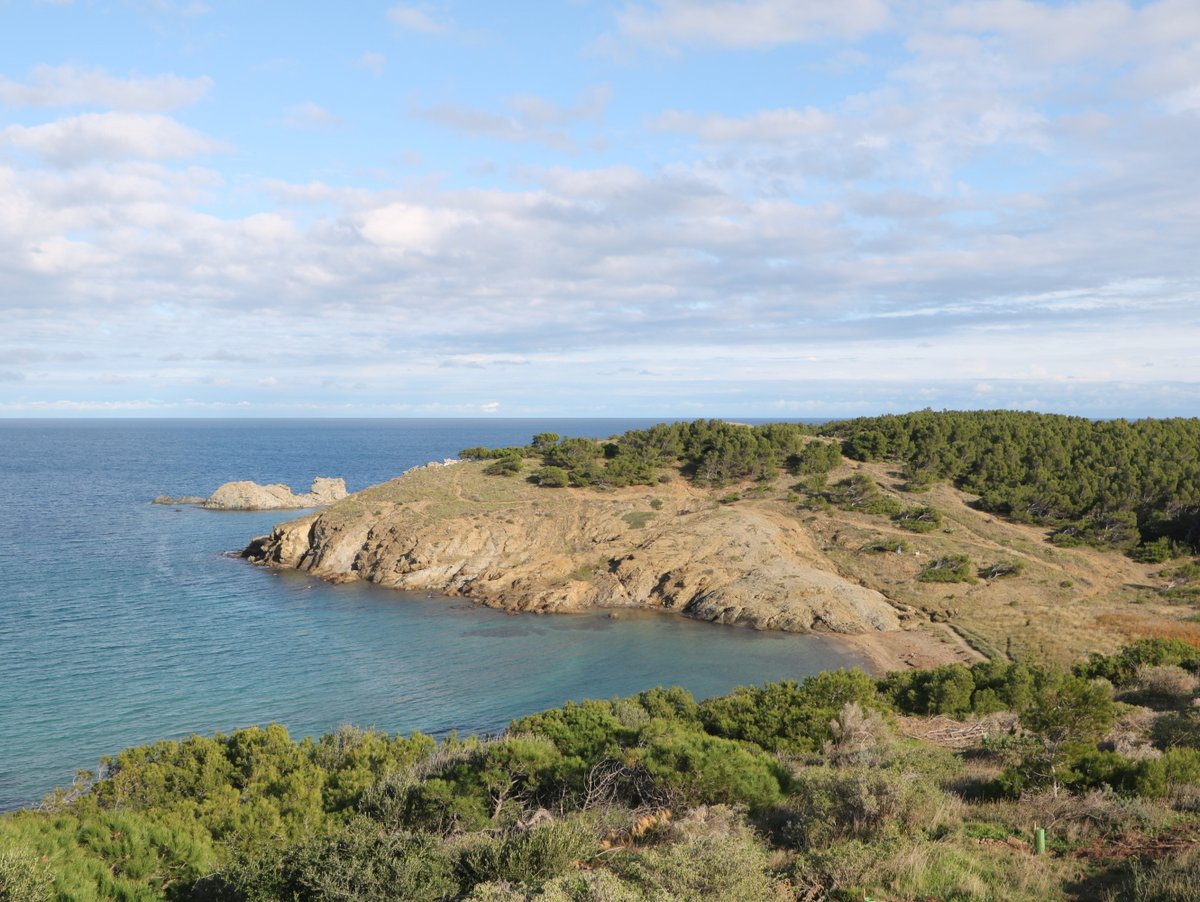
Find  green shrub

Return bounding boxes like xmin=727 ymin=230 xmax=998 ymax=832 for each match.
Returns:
xmin=1001 ymin=674 xmax=1117 ymax=797
xmin=1130 ymin=537 xmax=1190 ymax=564
xmin=399 ymin=736 xmax=568 ymax=833
xmin=1075 ymin=638 xmax=1200 ymax=687
xmin=1161 ymin=561 xmax=1200 ymax=584
xmin=622 ymin=511 xmax=656 ymax=529
xmin=979 ymin=560 xmax=1025 ymax=580
xmin=879 ymin=659 xmax=1043 ymax=716
xmin=1151 ymin=707 xmax=1200 ymax=751
xmin=781 ymin=767 xmax=954 ymax=847
xmin=610 ymin=806 xmax=786 ymax=902
xmin=1131 ymin=749 xmax=1200 ymax=798
xmin=483 ymin=455 xmax=523 ymax=477
xmin=461 ymin=446 xmax=531 ymax=460
xmin=826 ymin=475 xmax=902 ymax=516
xmin=918 ymin=554 xmax=974 ymax=583
xmin=700 ymin=670 xmax=882 ymax=754
xmin=194 ymin=818 xmax=454 ymax=902
xmin=536 ymin=466 xmax=570 ymax=488
xmin=631 ymin=722 xmax=790 ymax=810
xmin=893 ymin=506 xmax=943 ymax=533
xmin=513 ymin=700 xmax=630 ymax=762
xmin=789 ymin=440 xmax=842 ymax=475
xmin=456 ymin=819 xmax=595 ymax=892
xmin=0 ymin=808 xmax=216 ymax=902
xmin=861 ymin=538 xmax=909 ymax=554
xmin=0 ymin=847 xmax=53 ymax=902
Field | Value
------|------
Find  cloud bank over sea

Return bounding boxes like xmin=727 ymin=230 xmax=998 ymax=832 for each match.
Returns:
xmin=1 ymin=1 xmax=1197 ymax=417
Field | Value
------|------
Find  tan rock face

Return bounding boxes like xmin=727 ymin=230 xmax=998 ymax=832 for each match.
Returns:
xmin=204 ymin=477 xmax=348 ymax=511
xmin=242 ymin=463 xmax=901 ymax=635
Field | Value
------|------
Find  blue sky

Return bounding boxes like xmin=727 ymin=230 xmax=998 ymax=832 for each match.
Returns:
xmin=1 ymin=0 xmax=1197 ymax=417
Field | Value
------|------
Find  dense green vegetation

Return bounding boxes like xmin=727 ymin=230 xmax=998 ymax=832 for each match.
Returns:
xmin=4 ymin=640 xmax=1200 ymax=901
xmin=461 ymin=419 xmax=822 ymax=489
xmin=462 ymin=411 xmax=1200 ymax=558
xmin=819 ymin=410 xmax=1200 ymax=555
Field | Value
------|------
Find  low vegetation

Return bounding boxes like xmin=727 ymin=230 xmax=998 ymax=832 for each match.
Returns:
xmin=461 ymin=412 xmax=1200 ymax=564
xmin=4 ymin=639 xmax=1199 ymax=900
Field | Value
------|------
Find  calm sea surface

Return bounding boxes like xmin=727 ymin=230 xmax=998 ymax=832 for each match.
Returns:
xmin=0 ymin=418 xmax=858 ymax=811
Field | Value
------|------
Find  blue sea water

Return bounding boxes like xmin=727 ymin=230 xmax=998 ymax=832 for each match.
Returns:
xmin=0 ymin=418 xmax=858 ymax=812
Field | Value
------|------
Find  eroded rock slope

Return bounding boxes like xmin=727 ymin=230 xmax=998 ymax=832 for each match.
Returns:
xmin=243 ymin=462 xmax=901 ymax=634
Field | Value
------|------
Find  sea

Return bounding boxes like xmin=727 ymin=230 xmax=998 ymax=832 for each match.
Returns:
xmin=0 ymin=418 xmax=861 ymax=812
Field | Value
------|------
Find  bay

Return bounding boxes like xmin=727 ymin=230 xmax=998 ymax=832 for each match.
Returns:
xmin=0 ymin=418 xmax=857 ymax=811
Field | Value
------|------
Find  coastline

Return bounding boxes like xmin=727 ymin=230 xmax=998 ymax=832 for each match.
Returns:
xmin=423 ymin=589 xmax=964 ymax=677
xmin=832 ymin=623 xmax=981 ymax=676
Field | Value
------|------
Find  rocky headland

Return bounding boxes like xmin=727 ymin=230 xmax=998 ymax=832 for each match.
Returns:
xmin=242 ymin=461 xmax=907 ymax=638
xmin=238 ymin=446 xmax=1184 ymax=673
xmin=153 ymin=477 xmax=348 ymax=511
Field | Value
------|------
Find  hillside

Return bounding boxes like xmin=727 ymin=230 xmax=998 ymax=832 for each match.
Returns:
xmin=4 ymin=640 xmax=1199 ymax=901
xmin=242 ymin=433 xmax=1197 ymax=670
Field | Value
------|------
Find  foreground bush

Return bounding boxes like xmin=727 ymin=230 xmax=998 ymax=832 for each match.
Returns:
xmin=780 ymin=766 xmax=958 ymax=848
xmin=0 ymin=846 xmax=53 ymax=902
xmin=3 ymin=641 xmax=1199 ymax=901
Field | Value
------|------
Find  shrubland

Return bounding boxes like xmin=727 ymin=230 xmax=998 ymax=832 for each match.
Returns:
xmin=454 ymin=413 xmax=1200 ymax=665
xmin=462 ymin=411 xmax=1200 ymax=561
xmin=3 ymin=639 xmax=1200 ymax=901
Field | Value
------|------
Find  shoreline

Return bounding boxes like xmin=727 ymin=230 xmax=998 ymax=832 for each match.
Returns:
xmin=329 ymin=571 xmax=968 ymax=677
xmin=833 ymin=623 xmax=983 ymax=676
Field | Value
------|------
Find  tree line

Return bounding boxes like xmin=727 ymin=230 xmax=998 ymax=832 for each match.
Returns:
xmin=818 ymin=410 xmax=1200 ymax=556
xmin=461 ymin=411 xmax=1200 ymax=556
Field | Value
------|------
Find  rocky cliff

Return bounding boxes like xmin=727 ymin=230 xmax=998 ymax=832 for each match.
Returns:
xmin=203 ymin=477 xmax=348 ymax=510
xmin=242 ymin=462 xmax=903 ymax=635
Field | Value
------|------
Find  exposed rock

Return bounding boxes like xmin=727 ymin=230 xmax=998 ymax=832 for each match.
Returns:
xmin=203 ymin=477 xmax=348 ymax=511
xmin=241 ymin=462 xmax=902 ymax=635
xmin=151 ymin=495 xmax=206 ymax=505
xmin=403 ymin=458 xmax=462 ymax=475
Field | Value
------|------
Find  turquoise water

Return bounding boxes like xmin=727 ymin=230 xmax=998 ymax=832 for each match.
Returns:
xmin=0 ymin=418 xmax=856 ymax=811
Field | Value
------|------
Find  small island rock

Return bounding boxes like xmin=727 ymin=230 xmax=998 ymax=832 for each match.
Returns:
xmin=203 ymin=477 xmax=348 ymax=511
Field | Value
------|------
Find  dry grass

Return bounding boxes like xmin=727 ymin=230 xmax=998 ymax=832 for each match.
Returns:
xmin=781 ymin=460 xmax=1197 ymax=666
xmin=273 ymin=454 xmax=1198 ymax=670
xmin=1095 ymin=615 xmax=1200 ymax=648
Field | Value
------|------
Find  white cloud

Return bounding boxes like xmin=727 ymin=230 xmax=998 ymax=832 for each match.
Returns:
xmin=134 ymin=0 xmax=212 ymax=15
xmin=1 ymin=113 xmax=228 ymax=166
xmin=387 ymin=4 xmax=452 ymax=35
xmin=283 ymin=102 xmax=342 ymax=130
xmin=356 ymin=202 xmax=470 ymax=251
xmin=356 ymin=51 xmax=387 ymax=76
xmin=652 ymin=107 xmax=833 ymax=143
xmin=410 ymin=86 xmax=611 ymax=150
xmin=0 ymin=64 xmax=212 ymax=111
xmin=617 ymin=0 xmax=891 ymax=50
xmin=4 ymin=1 xmax=1200 ymax=416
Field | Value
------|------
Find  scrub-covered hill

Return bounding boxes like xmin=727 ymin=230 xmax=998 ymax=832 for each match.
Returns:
xmin=243 ymin=416 xmax=1200 ymax=669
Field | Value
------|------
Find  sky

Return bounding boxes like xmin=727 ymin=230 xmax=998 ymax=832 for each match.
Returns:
xmin=0 ymin=0 xmax=1197 ymax=418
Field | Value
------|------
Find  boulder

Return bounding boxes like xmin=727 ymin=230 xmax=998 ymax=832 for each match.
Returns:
xmin=203 ymin=477 xmax=348 ymax=511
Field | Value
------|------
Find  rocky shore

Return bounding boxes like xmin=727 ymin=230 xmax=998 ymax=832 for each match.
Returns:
xmin=153 ymin=477 xmax=348 ymax=510
xmin=241 ymin=461 xmax=909 ymax=637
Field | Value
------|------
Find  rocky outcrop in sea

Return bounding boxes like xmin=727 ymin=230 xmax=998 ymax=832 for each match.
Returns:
xmin=152 ymin=477 xmax=348 ymax=510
